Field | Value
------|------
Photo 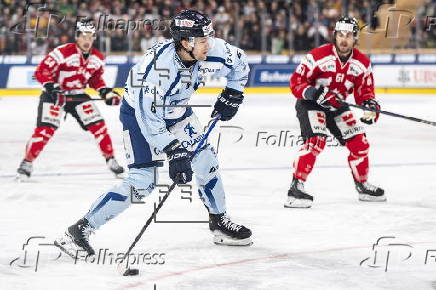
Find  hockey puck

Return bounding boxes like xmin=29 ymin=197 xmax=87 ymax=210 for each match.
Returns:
xmin=123 ymin=268 xmax=139 ymax=276
xmin=116 ymin=263 xmax=139 ymax=276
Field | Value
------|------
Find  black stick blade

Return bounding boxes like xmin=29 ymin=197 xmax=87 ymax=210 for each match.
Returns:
xmin=123 ymin=268 xmax=139 ymax=276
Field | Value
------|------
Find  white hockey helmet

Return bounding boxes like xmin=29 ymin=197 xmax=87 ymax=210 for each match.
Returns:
xmin=76 ymin=20 xmax=96 ymax=37
xmin=334 ymin=16 xmax=359 ymax=39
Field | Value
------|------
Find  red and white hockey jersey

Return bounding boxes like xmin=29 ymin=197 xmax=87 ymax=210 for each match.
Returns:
xmin=290 ymin=43 xmax=375 ymax=105
xmin=34 ymin=43 xmax=106 ymax=92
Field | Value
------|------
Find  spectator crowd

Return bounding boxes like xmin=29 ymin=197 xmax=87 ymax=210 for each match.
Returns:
xmin=1 ymin=0 xmax=435 ymax=55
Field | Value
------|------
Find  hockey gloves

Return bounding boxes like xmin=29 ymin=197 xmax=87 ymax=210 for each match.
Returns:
xmin=360 ymin=99 xmax=380 ymax=125
xmin=43 ymin=82 xmax=66 ymax=107
xmin=164 ymin=140 xmax=193 ymax=185
xmin=211 ymin=87 xmax=244 ymax=121
xmin=304 ymin=86 xmax=342 ymax=110
xmin=99 ymin=88 xmax=121 ymax=106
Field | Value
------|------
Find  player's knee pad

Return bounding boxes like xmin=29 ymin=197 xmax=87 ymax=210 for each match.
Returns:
xmin=191 ymin=145 xmax=219 ymax=185
xmin=74 ymin=100 xmax=104 ymax=129
xmin=25 ymin=126 xmax=57 ymax=161
xmin=85 ymin=167 xmax=158 ymax=229
xmin=94 ymin=168 xmax=157 ymax=204
xmin=123 ymin=167 xmax=157 ymax=200
xmin=302 ymin=136 xmax=326 ymax=156
xmin=345 ymin=134 xmax=369 ymax=158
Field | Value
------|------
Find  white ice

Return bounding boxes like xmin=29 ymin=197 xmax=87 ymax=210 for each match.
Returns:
xmin=1 ymin=93 xmax=436 ymax=290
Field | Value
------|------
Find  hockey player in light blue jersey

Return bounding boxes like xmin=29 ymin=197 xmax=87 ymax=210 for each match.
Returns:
xmin=55 ymin=10 xmax=252 ymax=256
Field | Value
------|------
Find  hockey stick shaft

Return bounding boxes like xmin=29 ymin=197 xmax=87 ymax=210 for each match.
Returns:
xmin=65 ymin=97 xmax=105 ymax=102
xmin=122 ymin=116 xmax=220 ymax=259
xmin=341 ymin=101 xmax=436 ymax=127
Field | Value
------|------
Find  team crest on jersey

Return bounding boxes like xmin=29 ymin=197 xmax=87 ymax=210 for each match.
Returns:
xmin=184 ymin=122 xmax=197 ymax=138
xmin=142 ymin=85 xmax=160 ymax=98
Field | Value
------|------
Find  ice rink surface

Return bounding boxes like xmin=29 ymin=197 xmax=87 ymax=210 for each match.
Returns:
xmin=1 ymin=93 xmax=436 ymax=290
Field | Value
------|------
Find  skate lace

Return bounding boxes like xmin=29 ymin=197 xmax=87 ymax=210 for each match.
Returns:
xmin=80 ymin=224 xmax=95 ymax=240
xmin=20 ymin=161 xmax=32 ymax=172
xmin=295 ymin=180 xmax=305 ymax=192
xmin=363 ymin=182 xmax=377 ymax=191
xmin=107 ymin=158 xmax=120 ymax=169
xmin=220 ymin=215 xmax=242 ymax=232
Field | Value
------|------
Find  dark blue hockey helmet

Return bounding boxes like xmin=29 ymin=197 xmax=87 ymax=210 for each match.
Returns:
xmin=170 ymin=10 xmax=214 ymax=42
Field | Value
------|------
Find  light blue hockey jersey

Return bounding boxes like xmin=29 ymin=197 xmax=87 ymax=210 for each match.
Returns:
xmin=123 ymin=37 xmax=249 ymax=152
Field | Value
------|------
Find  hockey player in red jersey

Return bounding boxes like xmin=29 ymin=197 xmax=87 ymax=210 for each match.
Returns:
xmin=285 ymin=16 xmax=386 ymax=208
xmin=16 ymin=20 xmax=124 ymax=181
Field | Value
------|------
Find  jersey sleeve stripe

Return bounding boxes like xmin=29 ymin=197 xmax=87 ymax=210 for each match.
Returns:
xmin=205 ymin=56 xmax=232 ymax=69
xmin=49 ymin=49 xmax=64 ymax=64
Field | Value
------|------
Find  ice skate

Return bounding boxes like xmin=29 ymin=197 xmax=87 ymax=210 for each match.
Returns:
xmin=106 ymin=157 xmax=125 ymax=177
xmin=209 ymin=213 xmax=252 ymax=246
xmin=355 ymin=181 xmax=386 ymax=202
xmin=16 ymin=160 xmax=33 ymax=182
xmin=54 ymin=218 xmax=95 ymax=259
xmin=284 ymin=177 xmax=313 ymax=208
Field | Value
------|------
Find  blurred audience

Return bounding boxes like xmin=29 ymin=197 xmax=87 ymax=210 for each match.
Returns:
xmin=0 ymin=0 xmax=434 ymax=55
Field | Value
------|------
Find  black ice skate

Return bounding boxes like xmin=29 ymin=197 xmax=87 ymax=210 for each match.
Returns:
xmin=106 ymin=157 xmax=125 ymax=177
xmin=284 ymin=177 xmax=313 ymax=208
xmin=355 ymin=181 xmax=386 ymax=202
xmin=54 ymin=218 xmax=95 ymax=259
xmin=16 ymin=160 xmax=33 ymax=182
xmin=209 ymin=213 xmax=252 ymax=246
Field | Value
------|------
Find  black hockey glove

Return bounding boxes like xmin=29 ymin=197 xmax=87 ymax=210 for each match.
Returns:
xmin=360 ymin=99 xmax=380 ymax=125
xmin=303 ymin=86 xmax=342 ymax=110
xmin=43 ymin=82 xmax=66 ymax=107
xmin=164 ymin=140 xmax=193 ymax=185
xmin=211 ymin=88 xmax=244 ymax=121
xmin=99 ymin=88 xmax=121 ymax=106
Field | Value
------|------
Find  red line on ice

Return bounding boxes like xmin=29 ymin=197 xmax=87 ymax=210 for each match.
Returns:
xmin=115 ymin=240 xmax=436 ymax=289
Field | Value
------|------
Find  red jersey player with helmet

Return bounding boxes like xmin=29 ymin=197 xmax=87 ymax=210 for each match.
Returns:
xmin=285 ymin=16 xmax=386 ymax=208
xmin=16 ymin=20 xmax=124 ymax=181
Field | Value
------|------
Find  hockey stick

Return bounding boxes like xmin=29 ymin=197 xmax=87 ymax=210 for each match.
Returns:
xmin=340 ymin=100 xmax=436 ymax=127
xmin=65 ymin=97 xmax=105 ymax=102
xmin=118 ymin=116 xmax=220 ymax=276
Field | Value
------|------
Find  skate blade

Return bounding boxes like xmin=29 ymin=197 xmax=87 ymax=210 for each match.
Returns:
xmin=359 ymin=194 xmax=387 ymax=202
xmin=15 ymin=174 xmax=30 ymax=183
xmin=284 ymin=196 xmax=313 ymax=208
xmin=54 ymin=232 xmax=91 ymax=260
xmin=54 ymin=239 xmax=78 ymax=259
xmin=112 ymin=172 xmax=126 ymax=179
xmin=213 ymin=235 xmax=253 ymax=246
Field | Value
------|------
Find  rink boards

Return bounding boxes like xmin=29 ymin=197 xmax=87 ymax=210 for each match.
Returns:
xmin=1 ymin=86 xmax=436 ymax=97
